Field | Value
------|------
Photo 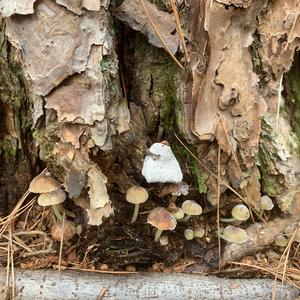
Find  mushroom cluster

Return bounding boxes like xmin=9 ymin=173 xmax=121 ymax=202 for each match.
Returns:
xmin=29 ymin=173 xmax=67 ymax=221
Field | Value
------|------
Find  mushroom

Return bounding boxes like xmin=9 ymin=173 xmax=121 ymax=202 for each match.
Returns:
xmin=285 ymin=225 xmax=300 ymax=243
xmin=220 ymin=226 xmax=248 ymax=244
xmin=147 ymin=207 xmax=177 ymax=242
xmin=142 ymin=142 xmax=183 ymax=183
xmin=220 ymin=204 xmax=250 ymax=223
xmin=159 ymin=182 xmax=189 ymax=204
xmin=29 ymin=173 xmax=61 ymax=194
xmin=194 ymin=227 xmax=205 ymax=238
xmin=181 ymin=200 xmax=202 ymax=221
xmin=51 ymin=220 xmax=76 ymax=242
xmin=38 ymin=189 xmax=66 ymax=221
xmin=184 ymin=228 xmax=194 ymax=240
xmin=126 ymin=186 xmax=149 ymax=223
xmin=274 ymin=234 xmax=288 ymax=247
xmin=159 ymin=235 xmax=169 ymax=246
xmin=168 ymin=203 xmax=185 ymax=220
xmin=259 ymin=195 xmax=274 ymax=217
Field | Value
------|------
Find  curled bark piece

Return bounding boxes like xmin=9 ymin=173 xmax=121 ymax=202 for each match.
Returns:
xmin=0 ymin=0 xmax=38 ymax=17
xmin=0 ymin=268 xmax=298 ymax=299
xmin=221 ymin=216 xmax=299 ymax=266
xmin=112 ymin=0 xmax=180 ymax=55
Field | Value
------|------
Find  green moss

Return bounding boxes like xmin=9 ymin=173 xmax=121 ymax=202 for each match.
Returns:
xmin=261 ymin=174 xmax=284 ymax=197
xmin=0 ymin=138 xmax=17 ymax=158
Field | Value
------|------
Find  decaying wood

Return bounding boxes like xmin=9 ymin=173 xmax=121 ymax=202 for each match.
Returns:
xmin=221 ymin=216 xmax=300 ymax=266
xmin=186 ymin=0 xmax=300 ymax=212
xmin=0 ymin=268 xmax=298 ymax=299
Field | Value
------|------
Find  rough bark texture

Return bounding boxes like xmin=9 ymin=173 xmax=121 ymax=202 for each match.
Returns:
xmin=0 ymin=268 xmax=299 ymax=299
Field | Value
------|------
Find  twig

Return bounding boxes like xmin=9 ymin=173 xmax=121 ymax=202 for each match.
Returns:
xmin=138 ymin=0 xmax=184 ymax=69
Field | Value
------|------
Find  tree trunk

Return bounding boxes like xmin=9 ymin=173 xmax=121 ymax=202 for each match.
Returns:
xmin=0 ymin=0 xmax=299 ymax=267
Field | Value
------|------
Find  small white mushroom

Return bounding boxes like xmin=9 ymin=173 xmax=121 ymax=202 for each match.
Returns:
xmin=220 ymin=226 xmax=248 ymax=244
xmin=181 ymin=200 xmax=202 ymax=222
xmin=38 ymin=189 xmax=66 ymax=221
xmin=142 ymin=142 xmax=183 ymax=183
xmin=274 ymin=234 xmax=288 ymax=247
xmin=159 ymin=235 xmax=169 ymax=246
xmin=184 ymin=229 xmax=194 ymax=240
xmin=220 ymin=204 xmax=250 ymax=223
xmin=194 ymin=227 xmax=205 ymax=238
xmin=259 ymin=195 xmax=274 ymax=217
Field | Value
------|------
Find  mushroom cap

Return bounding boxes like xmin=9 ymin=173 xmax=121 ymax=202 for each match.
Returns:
xmin=194 ymin=227 xmax=205 ymax=238
xmin=184 ymin=229 xmax=194 ymax=240
xmin=222 ymin=226 xmax=248 ymax=244
xmin=147 ymin=207 xmax=177 ymax=231
xmin=159 ymin=235 xmax=169 ymax=246
xmin=285 ymin=225 xmax=300 ymax=242
xmin=231 ymin=204 xmax=250 ymax=221
xmin=29 ymin=174 xmax=61 ymax=193
xmin=259 ymin=195 xmax=274 ymax=211
xmin=38 ymin=189 xmax=66 ymax=206
xmin=274 ymin=234 xmax=288 ymax=247
xmin=172 ymin=207 xmax=185 ymax=220
xmin=182 ymin=200 xmax=202 ymax=216
xmin=51 ymin=220 xmax=76 ymax=242
xmin=126 ymin=186 xmax=149 ymax=204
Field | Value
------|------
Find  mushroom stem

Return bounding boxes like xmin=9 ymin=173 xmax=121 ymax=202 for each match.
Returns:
xmin=52 ymin=204 xmax=63 ymax=221
xmin=181 ymin=214 xmax=191 ymax=222
xmin=60 ymin=206 xmax=76 ymax=218
xmin=154 ymin=229 xmax=163 ymax=242
xmin=259 ymin=210 xmax=264 ymax=218
xmin=170 ymin=195 xmax=177 ymax=205
xmin=220 ymin=217 xmax=237 ymax=223
xmin=131 ymin=204 xmax=140 ymax=224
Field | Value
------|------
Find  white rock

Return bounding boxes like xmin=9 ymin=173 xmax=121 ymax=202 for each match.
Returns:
xmin=142 ymin=143 xmax=183 ymax=183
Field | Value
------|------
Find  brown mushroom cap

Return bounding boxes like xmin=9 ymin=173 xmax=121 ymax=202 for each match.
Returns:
xmin=38 ymin=189 xmax=66 ymax=206
xmin=223 ymin=226 xmax=248 ymax=244
xmin=182 ymin=200 xmax=202 ymax=216
xmin=51 ymin=220 xmax=76 ymax=242
xmin=147 ymin=207 xmax=177 ymax=231
xmin=29 ymin=174 xmax=61 ymax=193
xmin=126 ymin=186 xmax=149 ymax=204
xmin=259 ymin=195 xmax=274 ymax=211
xmin=231 ymin=204 xmax=250 ymax=221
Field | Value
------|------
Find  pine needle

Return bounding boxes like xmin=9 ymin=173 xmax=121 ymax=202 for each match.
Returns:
xmin=138 ymin=0 xmax=184 ymax=69
xmin=284 ymin=0 xmax=300 ymax=51
xmin=169 ymin=0 xmax=189 ymax=63
xmin=217 ymin=146 xmax=221 ymax=269
xmin=58 ymin=213 xmax=66 ymax=274
xmin=174 ymin=133 xmax=247 ymax=204
xmin=275 ymin=74 xmax=283 ymax=132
